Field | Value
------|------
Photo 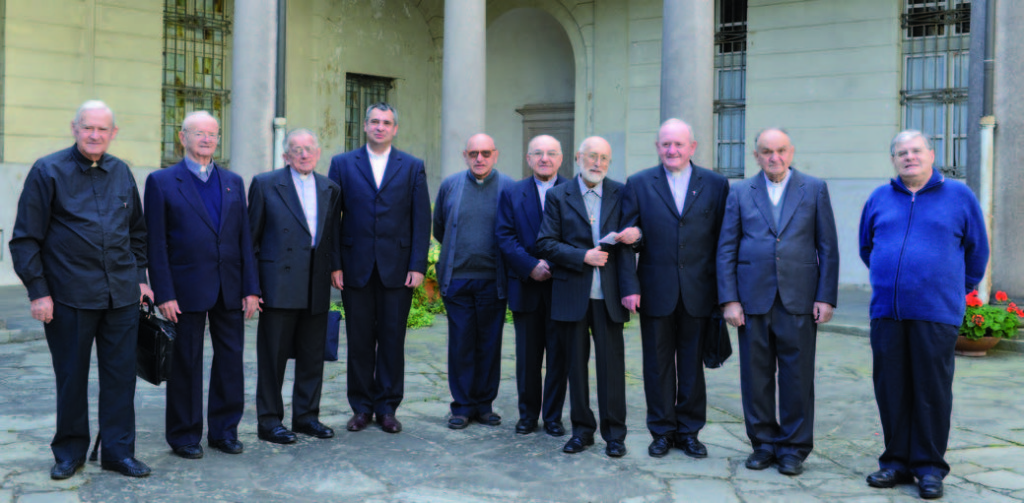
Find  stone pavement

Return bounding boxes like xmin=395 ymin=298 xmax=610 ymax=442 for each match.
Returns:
xmin=0 ymin=286 xmax=1022 ymax=502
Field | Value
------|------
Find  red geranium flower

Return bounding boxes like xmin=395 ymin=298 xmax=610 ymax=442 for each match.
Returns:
xmin=972 ymin=314 xmax=985 ymax=326
xmin=966 ymin=295 xmax=983 ymax=307
xmin=995 ymin=291 xmax=1009 ymax=302
xmin=1017 ymin=308 xmax=1024 ymax=317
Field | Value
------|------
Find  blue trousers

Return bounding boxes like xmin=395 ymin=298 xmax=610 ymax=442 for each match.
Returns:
xmin=443 ymin=279 xmax=507 ymax=417
xmin=871 ymin=318 xmax=957 ymax=479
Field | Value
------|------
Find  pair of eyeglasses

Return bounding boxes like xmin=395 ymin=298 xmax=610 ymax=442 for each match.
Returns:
xmin=288 ymin=146 xmax=318 ymax=156
xmin=584 ymin=152 xmax=611 ymax=164
xmin=466 ymin=150 xmax=495 ymax=159
xmin=529 ymin=150 xmax=562 ymax=158
xmin=187 ymin=131 xmax=220 ymax=140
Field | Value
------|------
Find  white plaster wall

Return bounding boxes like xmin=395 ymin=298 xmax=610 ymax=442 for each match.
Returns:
xmin=828 ymin=177 xmax=892 ymax=286
xmin=485 ymin=8 xmax=575 ymax=180
xmin=623 ymin=0 xmax=662 ymax=177
xmin=745 ymin=0 xmax=902 ymax=180
xmin=287 ymin=0 xmax=441 ymax=187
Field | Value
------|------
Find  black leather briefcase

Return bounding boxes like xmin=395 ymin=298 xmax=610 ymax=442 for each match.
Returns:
xmin=136 ymin=296 xmax=176 ymax=385
xmin=702 ymin=308 xmax=733 ymax=369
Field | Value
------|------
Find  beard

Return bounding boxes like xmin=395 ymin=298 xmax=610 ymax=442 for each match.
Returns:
xmin=577 ymin=161 xmax=606 ymax=186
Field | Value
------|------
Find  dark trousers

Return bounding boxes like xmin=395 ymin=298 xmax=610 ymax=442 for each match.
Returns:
xmin=167 ymin=294 xmax=245 ymax=447
xmin=738 ymin=297 xmax=817 ymax=460
xmin=256 ymin=307 xmax=327 ymax=429
xmin=871 ymin=318 xmax=957 ymax=479
xmin=512 ymin=283 xmax=567 ymax=424
xmin=46 ymin=302 xmax=137 ymax=463
xmin=342 ymin=267 xmax=413 ymax=416
xmin=640 ymin=298 xmax=708 ymax=438
xmin=442 ymin=278 xmax=507 ymax=417
xmin=560 ymin=300 xmax=627 ymax=442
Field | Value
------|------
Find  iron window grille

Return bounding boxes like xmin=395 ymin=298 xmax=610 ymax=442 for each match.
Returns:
xmin=161 ymin=0 xmax=232 ymax=167
xmin=900 ymin=0 xmax=970 ymax=178
xmin=714 ymin=0 xmax=747 ymax=179
xmin=344 ymin=74 xmax=394 ymax=153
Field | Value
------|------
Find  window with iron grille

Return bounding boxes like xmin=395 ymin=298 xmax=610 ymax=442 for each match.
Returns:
xmin=901 ymin=0 xmax=970 ymax=178
xmin=344 ymin=74 xmax=394 ymax=153
xmin=714 ymin=0 xmax=747 ymax=178
xmin=162 ymin=0 xmax=232 ymax=167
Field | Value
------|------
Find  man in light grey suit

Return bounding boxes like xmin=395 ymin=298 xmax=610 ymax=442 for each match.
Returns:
xmin=716 ymin=128 xmax=839 ymax=477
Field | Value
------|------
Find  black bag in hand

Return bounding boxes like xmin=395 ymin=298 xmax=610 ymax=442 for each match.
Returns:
xmin=702 ymin=308 xmax=733 ymax=369
xmin=136 ymin=296 xmax=176 ymax=385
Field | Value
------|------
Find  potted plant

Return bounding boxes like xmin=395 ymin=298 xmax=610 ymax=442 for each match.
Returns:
xmin=956 ymin=290 xmax=1022 ymax=356
xmin=422 ymin=238 xmax=442 ymax=302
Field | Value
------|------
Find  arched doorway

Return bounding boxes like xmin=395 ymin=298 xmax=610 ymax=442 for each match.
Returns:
xmin=486 ymin=8 xmax=576 ymax=179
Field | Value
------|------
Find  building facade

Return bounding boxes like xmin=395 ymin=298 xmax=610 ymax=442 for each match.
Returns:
xmin=0 ymin=0 xmax=1020 ymax=296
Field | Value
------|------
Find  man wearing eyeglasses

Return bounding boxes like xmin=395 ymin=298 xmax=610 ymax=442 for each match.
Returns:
xmin=328 ymin=103 xmax=431 ymax=434
xmin=434 ymin=133 xmax=515 ymax=430
xmin=496 ymin=135 xmax=570 ymax=436
xmin=536 ymin=137 xmax=639 ymax=457
xmin=248 ymin=129 xmax=341 ymax=444
xmin=145 ymin=111 xmax=260 ymax=459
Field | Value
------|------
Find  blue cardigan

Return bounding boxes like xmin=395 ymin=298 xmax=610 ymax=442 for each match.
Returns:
xmin=858 ymin=170 xmax=989 ymax=326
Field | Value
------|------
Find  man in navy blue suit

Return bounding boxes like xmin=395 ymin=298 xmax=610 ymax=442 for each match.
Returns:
xmin=328 ymin=103 xmax=431 ymax=434
xmin=145 ymin=111 xmax=260 ymax=458
xmin=496 ymin=135 xmax=569 ymax=436
xmin=717 ymin=128 xmax=839 ymax=476
xmin=620 ymin=119 xmax=730 ymax=459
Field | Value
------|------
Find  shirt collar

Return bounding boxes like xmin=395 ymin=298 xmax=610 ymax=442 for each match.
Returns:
xmin=71 ymin=144 xmax=110 ymax=172
xmin=577 ymin=175 xmax=602 ymax=197
xmin=663 ymin=162 xmax=692 ymax=181
xmin=184 ymin=156 xmax=215 ymax=177
xmin=466 ymin=169 xmax=496 ymax=185
xmin=763 ymin=168 xmax=791 ymax=188
xmin=534 ymin=176 xmax=556 ymax=189
xmin=289 ymin=165 xmax=313 ymax=183
xmin=366 ymin=145 xmax=391 ymax=162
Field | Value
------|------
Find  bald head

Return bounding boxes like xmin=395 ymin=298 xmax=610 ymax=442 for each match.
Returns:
xmin=527 ymin=135 xmax=562 ymax=182
xmin=463 ymin=133 xmax=499 ymax=180
xmin=656 ymin=118 xmax=697 ymax=172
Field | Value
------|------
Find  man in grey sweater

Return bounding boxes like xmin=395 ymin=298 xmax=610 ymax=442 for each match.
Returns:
xmin=433 ymin=133 xmax=515 ymax=430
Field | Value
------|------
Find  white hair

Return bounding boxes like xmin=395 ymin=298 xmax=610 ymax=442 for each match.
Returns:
xmin=74 ymin=100 xmax=115 ymax=126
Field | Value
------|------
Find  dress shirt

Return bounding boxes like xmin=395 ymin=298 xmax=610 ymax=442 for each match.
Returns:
xmin=367 ymin=145 xmax=391 ymax=189
xmin=10 ymin=145 xmax=148 ymax=309
xmin=578 ymin=176 xmax=604 ymax=300
xmin=664 ymin=163 xmax=692 ymax=215
xmin=290 ymin=166 xmax=318 ymax=245
xmin=765 ymin=169 xmax=792 ymax=206
xmin=184 ymin=155 xmax=213 ymax=182
xmin=535 ymin=176 xmax=556 ymax=211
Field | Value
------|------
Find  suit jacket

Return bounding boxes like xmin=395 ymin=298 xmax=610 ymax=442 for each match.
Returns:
xmin=328 ymin=146 xmax=431 ymax=289
xmin=248 ymin=167 xmax=342 ymax=314
xmin=619 ymin=164 xmax=729 ymax=318
xmin=716 ymin=168 xmax=839 ymax=316
xmin=536 ymin=177 xmax=633 ymax=324
xmin=496 ymin=175 xmax=567 ymax=313
xmin=145 ymin=160 xmax=260 ymax=312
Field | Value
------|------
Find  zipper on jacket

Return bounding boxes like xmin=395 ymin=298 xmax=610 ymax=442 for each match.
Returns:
xmin=891 ymin=192 xmax=916 ymax=320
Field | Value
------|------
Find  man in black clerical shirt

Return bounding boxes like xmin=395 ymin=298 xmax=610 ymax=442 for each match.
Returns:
xmin=10 ymin=100 xmax=154 ymax=479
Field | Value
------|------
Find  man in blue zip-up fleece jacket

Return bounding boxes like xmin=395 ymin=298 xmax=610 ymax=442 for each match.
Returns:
xmin=858 ymin=130 xmax=988 ymax=500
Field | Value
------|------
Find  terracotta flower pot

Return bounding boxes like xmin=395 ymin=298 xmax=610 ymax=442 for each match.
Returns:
xmin=955 ymin=335 xmax=1000 ymax=357
xmin=422 ymin=278 xmax=441 ymax=302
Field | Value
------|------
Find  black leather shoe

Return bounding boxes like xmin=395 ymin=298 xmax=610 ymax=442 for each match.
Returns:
xmin=919 ymin=474 xmax=943 ymax=499
xmin=50 ymin=458 xmax=85 ymax=480
xmin=606 ymin=439 xmax=627 ymax=458
xmin=346 ymin=412 xmax=372 ymax=432
xmin=448 ymin=415 xmax=471 ymax=430
xmin=294 ymin=420 xmax=335 ymax=439
xmin=544 ymin=421 xmax=566 ymax=437
xmin=515 ymin=418 xmax=537 ymax=434
xmin=648 ymin=435 xmax=673 ymax=458
xmin=257 ymin=425 xmax=297 ymax=444
xmin=777 ymin=454 xmax=804 ymax=476
xmin=475 ymin=412 xmax=501 ymax=426
xmin=562 ymin=435 xmax=594 ymax=454
xmin=172 ymin=443 xmax=204 ymax=459
xmin=866 ymin=468 xmax=914 ymax=488
xmin=376 ymin=413 xmax=402 ymax=433
xmin=209 ymin=438 xmax=244 ymax=454
xmin=101 ymin=457 xmax=151 ymax=478
xmin=677 ymin=435 xmax=708 ymax=458
xmin=745 ymin=449 xmax=775 ymax=470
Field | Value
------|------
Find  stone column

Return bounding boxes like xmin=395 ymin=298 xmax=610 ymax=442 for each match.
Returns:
xmin=230 ymin=0 xmax=278 ymax=187
xmin=660 ymin=0 xmax=715 ymax=169
xmin=440 ymin=0 xmax=486 ymax=179
xmin=992 ymin=0 xmax=1024 ymax=296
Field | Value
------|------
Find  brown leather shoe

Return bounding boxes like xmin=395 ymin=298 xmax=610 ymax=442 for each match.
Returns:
xmin=376 ymin=413 xmax=402 ymax=433
xmin=346 ymin=412 xmax=372 ymax=432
